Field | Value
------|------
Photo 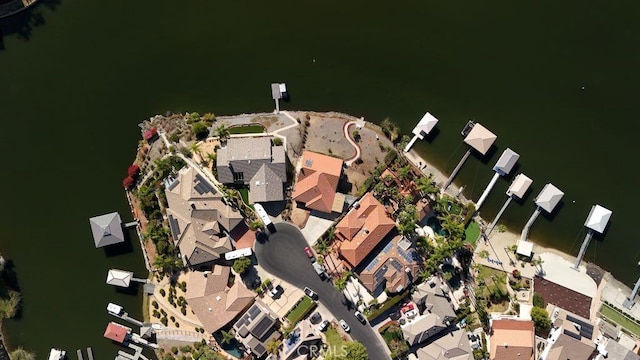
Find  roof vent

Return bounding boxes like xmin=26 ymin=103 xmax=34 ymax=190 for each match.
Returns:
xmin=216 ymin=296 xmax=222 ymax=301
xmin=364 ymin=228 xmax=370 ymax=234
xmin=190 ymin=202 xmax=196 ymax=209
xmin=504 ymin=343 xmax=508 ymax=348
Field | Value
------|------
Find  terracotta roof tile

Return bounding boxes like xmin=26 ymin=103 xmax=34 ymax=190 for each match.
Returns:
xmin=292 ymin=151 xmax=343 ymax=212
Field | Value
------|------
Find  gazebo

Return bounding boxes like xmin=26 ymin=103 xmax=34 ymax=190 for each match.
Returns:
xmin=487 ymin=173 xmax=533 ymax=236
xmin=404 ymin=112 xmax=439 ymax=153
xmin=443 ymin=123 xmax=497 ymax=190
xmin=475 ymin=148 xmax=520 ymax=210
xmin=517 ymin=183 xmax=564 ymax=257
xmin=106 ymin=269 xmax=133 ymax=288
xmin=89 ymin=212 xmax=125 ymax=248
xmin=573 ymin=205 xmax=612 ymax=269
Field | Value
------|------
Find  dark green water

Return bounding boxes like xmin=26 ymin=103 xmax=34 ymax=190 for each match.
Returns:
xmin=2 ymin=0 xmax=640 ymax=356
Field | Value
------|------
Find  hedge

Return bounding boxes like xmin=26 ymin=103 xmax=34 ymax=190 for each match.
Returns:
xmin=367 ymin=289 xmax=410 ymax=321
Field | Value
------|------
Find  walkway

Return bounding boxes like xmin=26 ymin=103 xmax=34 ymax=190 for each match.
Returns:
xmin=343 ymin=120 xmax=361 ymax=166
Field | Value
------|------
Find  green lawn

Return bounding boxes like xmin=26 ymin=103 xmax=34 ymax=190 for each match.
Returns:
xmin=228 ymin=125 xmax=265 ymax=134
xmin=600 ymin=304 xmax=640 ymax=337
xmin=465 ymin=221 xmax=480 ymax=245
xmin=325 ymin=326 xmax=346 ymax=349
xmin=286 ymin=296 xmax=316 ymax=325
xmin=238 ymin=187 xmax=249 ymax=205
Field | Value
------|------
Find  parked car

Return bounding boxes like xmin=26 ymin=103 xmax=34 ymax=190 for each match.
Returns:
xmin=304 ymin=246 xmax=315 ymax=260
xmin=269 ymin=285 xmax=282 ymax=298
xmin=317 ymin=320 xmax=330 ymax=332
xmin=354 ymin=311 xmax=366 ymax=324
xmin=339 ymin=319 xmax=351 ymax=332
xmin=310 ymin=312 xmax=321 ymax=323
xmin=312 ymin=261 xmax=328 ymax=280
xmin=304 ymin=287 xmax=318 ymax=300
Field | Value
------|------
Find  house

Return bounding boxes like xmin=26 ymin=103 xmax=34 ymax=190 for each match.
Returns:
xmin=596 ymin=337 xmax=640 ymax=360
xmin=234 ymin=299 xmax=281 ymax=359
xmin=276 ymin=319 xmax=322 ymax=360
xmin=358 ymin=235 xmax=421 ymax=294
xmin=335 ymin=192 xmax=396 ymax=268
xmin=539 ymin=304 xmax=597 ymax=360
xmin=164 ymin=166 xmax=244 ymax=268
xmin=104 ymin=322 xmax=130 ymax=344
xmin=292 ymin=151 xmax=344 ymax=213
xmin=216 ymin=136 xmax=287 ymax=203
xmin=185 ymin=265 xmax=255 ymax=334
xmin=409 ymin=329 xmax=473 ymax=360
xmin=402 ymin=278 xmax=456 ymax=346
xmin=489 ymin=319 xmax=535 ymax=360
xmin=143 ymin=127 xmax=158 ymax=143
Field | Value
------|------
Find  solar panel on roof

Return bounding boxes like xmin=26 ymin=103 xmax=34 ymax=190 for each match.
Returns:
xmin=563 ymin=329 xmax=582 ymax=340
xmin=168 ymin=215 xmax=181 ymax=240
xmin=566 ymin=315 xmax=594 ymax=339
xmin=381 ymin=241 xmax=394 ymax=254
xmin=390 ymin=259 xmax=404 ymax=272
xmin=252 ymin=316 xmax=275 ymax=338
xmin=248 ymin=305 xmax=262 ymax=318
xmin=364 ymin=258 xmax=380 ymax=272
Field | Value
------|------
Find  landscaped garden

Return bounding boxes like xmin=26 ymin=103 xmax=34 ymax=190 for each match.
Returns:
xmin=228 ymin=124 xmax=265 ymax=134
xmin=285 ymin=296 xmax=317 ymax=325
xmin=475 ymin=265 xmax=510 ymax=312
xmin=600 ymin=303 xmax=640 ymax=337
xmin=379 ymin=321 xmax=409 ymax=358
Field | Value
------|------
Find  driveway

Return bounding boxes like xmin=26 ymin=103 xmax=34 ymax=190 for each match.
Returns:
xmin=255 ymin=222 xmax=390 ymax=360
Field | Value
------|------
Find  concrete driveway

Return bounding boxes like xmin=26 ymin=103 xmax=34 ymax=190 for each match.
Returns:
xmin=255 ymin=222 xmax=391 ymax=360
xmin=300 ymin=212 xmax=335 ymax=246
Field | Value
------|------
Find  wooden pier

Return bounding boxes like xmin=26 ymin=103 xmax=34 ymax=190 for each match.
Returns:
xmin=76 ymin=349 xmax=83 ymax=360
xmin=123 ymin=220 xmax=139 ymax=228
xmin=87 ymin=347 xmax=94 ymax=360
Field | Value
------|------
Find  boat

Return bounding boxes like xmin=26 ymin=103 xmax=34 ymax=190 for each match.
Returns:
xmin=48 ymin=348 xmax=66 ymax=360
xmin=107 ymin=302 xmax=124 ymax=315
xmin=278 ymin=83 xmax=288 ymax=100
xmin=461 ymin=120 xmax=475 ymax=137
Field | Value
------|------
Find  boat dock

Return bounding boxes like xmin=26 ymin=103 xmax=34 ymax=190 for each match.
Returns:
xmin=76 ymin=349 xmax=83 ymax=360
xmin=123 ymin=220 xmax=139 ymax=228
xmin=87 ymin=347 xmax=94 ymax=360
xmin=111 ymin=311 xmax=143 ymax=327
xmin=116 ymin=344 xmax=149 ymax=360
xmin=76 ymin=347 xmax=94 ymax=360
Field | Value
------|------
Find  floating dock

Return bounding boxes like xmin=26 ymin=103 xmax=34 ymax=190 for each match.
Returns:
xmin=107 ymin=303 xmax=144 ymax=327
xmin=76 ymin=350 xmax=83 ymax=360
xmin=87 ymin=348 xmax=94 ymax=360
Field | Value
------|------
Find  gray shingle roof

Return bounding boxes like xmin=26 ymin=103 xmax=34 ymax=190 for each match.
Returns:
xmin=249 ymin=164 xmax=285 ymax=203
xmin=89 ymin=212 xmax=125 ymax=247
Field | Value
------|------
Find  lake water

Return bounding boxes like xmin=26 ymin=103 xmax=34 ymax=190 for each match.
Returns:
xmin=2 ymin=0 xmax=640 ymax=356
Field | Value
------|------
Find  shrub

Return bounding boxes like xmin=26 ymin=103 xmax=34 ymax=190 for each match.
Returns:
xmin=192 ymin=122 xmax=209 ymax=140
xmin=123 ymin=176 xmax=135 ymax=189
xmin=384 ymin=149 xmax=398 ymax=164
xmin=273 ymin=137 xmax=283 ymax=146
xmin=161 ymin=317 xmax=168 ymax=326
xmin=181 ymin=307 xmax=187 ymax=315
xmin=153 ymin=310 xmax=160 ymax=318
xmin=533 ymin=293 xmax=545 ymax=308
xmin=171 ymin=347 xmax=179 ymax=355
xmin=367 ymin=290 xmax=410 ymax=321
xmin=152 ymin=300 xmax=159 ymax=309
xmin=170 ymin=315 xmax=175 ymax=322
xmin=233 ymin=257 xmax=253 ymax=275
xmin=159 ymin=289 xmax=166 ymax=297
xmin=128 ymin=164 xmax=141 ymax=177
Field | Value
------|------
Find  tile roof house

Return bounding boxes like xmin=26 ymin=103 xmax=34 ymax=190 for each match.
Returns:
xmin=185 ymin=265 xmax=255 ymax=334
xmin=164 ymin=166 xmax=244 ymax=268
xmin=403 ymin=278 xmax=456 ymax=346
xmin=234 ymin=299 xmax=281 ymax=359
xmin=335 ymin=192 xmax=396 ymax=268
xmin=539 ymin=304 xmax=597 ymax=360
xmin=292 ymin=151 xmax=344 ymax=213
xmin=358 ymin=235 xmax=421 ymax=294
xmin=489 ymin=319 xmax=535 ymax=360
xmin=277 ymin=319 xmax=322 ymax=360
xmin=217 ymin=136 xmax=287 ymax=203
xmin=410 ymin=329 xmax=473 ymax=360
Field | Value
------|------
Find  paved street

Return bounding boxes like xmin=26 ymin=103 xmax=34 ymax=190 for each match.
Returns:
xmin=255 ymin=222 xmax=390 ymax=360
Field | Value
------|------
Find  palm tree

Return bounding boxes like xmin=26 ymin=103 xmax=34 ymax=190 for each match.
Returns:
xmin=266 ymin=339 xmax=282 ymax=355
xmin=10 ymin=348 xmax=35 ymax=360
xmin=315 ymin=239 xmax=329 ymax=255
xmin=416 ymin=175 xmax=439 ymax=198
xmin=397 ymin=165 xmax=412 ymax=183
xmin=215 ymin=125 xmax=230 ymax=140
xmin=189 ymin=142 xmax=201 ymax=158
xmin=439 ymin=214 xmax=465 ymax=242
xmin=220 ymin=329 xmax=235 ymax=345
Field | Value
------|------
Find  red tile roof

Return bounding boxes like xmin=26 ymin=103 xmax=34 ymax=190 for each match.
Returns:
xmin=490 ymin=319 xmax=534 ymax=360
xmin=292 ymin=151 xmax=343 ymax=213
xmin=336 ymin=193 xmax=396 ymax=267
xmin=104 ymin=322 xmax=129 ymax=343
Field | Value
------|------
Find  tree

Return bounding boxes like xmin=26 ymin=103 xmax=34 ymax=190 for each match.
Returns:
xmin=265 ymin=339 xmax=282 ymax=355
xmin=397 ymin=204 xmax=418 ymax=236
xmin=123 ymin=176 xmax=135 ymax=189
xmin=272 ymin=137 xmax=283 ymax=146
xmin=478 ymin=250 xmax=490 ymax=259
xmin=10 ymin=348 xmax=36 ymax=360
xmin=220 ymin=329 xmax=235 ymax=345
xmin=192 ymin=122 xmax=209 ymax=140
xmin=314 ymin=239 xmax=329 ymax=255
xmin=343 ymin=341 xmax=368 ymax=360
xmin=153 ymin=254 xmax=182 ymax=275
xmin=398 ymin=134 xmax=411 ymax=150
xmin=127 ymin=164 xmax=141 ymax=177
xmin=533 ymin=293 xmax=545 ymax=308
xmin=0 ymin=290 xmax=21 ymax=319
xmin=531 ymin=306 xmax=551 ymax=333
xmin=380 ymin=118 xmax=399 ymax=142
xmin=189 ymin=142 xmax=201 ymax=157
xmin=202 ymin=112 xmax=216 ymax=123
xmin=352 ymin=130 xmax=361 ymax=142
xmin=215 ymin=124 xmax=230 ymax=140
xmin=232 ymin=257 xmax=252 ymax=275
xmin=416 ymin=175 xmax=439 ymax=197
xmin=397 ymin=165 xmax=411 ymax=182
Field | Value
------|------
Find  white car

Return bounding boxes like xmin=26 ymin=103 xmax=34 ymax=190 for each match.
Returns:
xmin=304 ymin=287 xmax=318 ymax=300
xmin=339 ymin=319 xmax=351 ymax=332
xmin=317 ymin=320 xmax=330 ymax=332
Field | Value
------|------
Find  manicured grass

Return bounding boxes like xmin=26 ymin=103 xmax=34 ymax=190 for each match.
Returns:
xmin=600 ymin=304 xmax=640 ymax=337
xmin=286 ymin=296 xmax=316 ymax=325
xmin=228 ymin=125 xmax=265 ymax=134
xmin=325 ymin=326 xmax=346 ymax=349
xmin=465 ymin=221 xmax=480 ymax=245
xmin=238 ymin=187 xmax=249 ymax=205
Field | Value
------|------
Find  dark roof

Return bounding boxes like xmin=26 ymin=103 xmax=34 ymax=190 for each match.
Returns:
xmin=534 ymin=277 xmax=592 ymax=319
